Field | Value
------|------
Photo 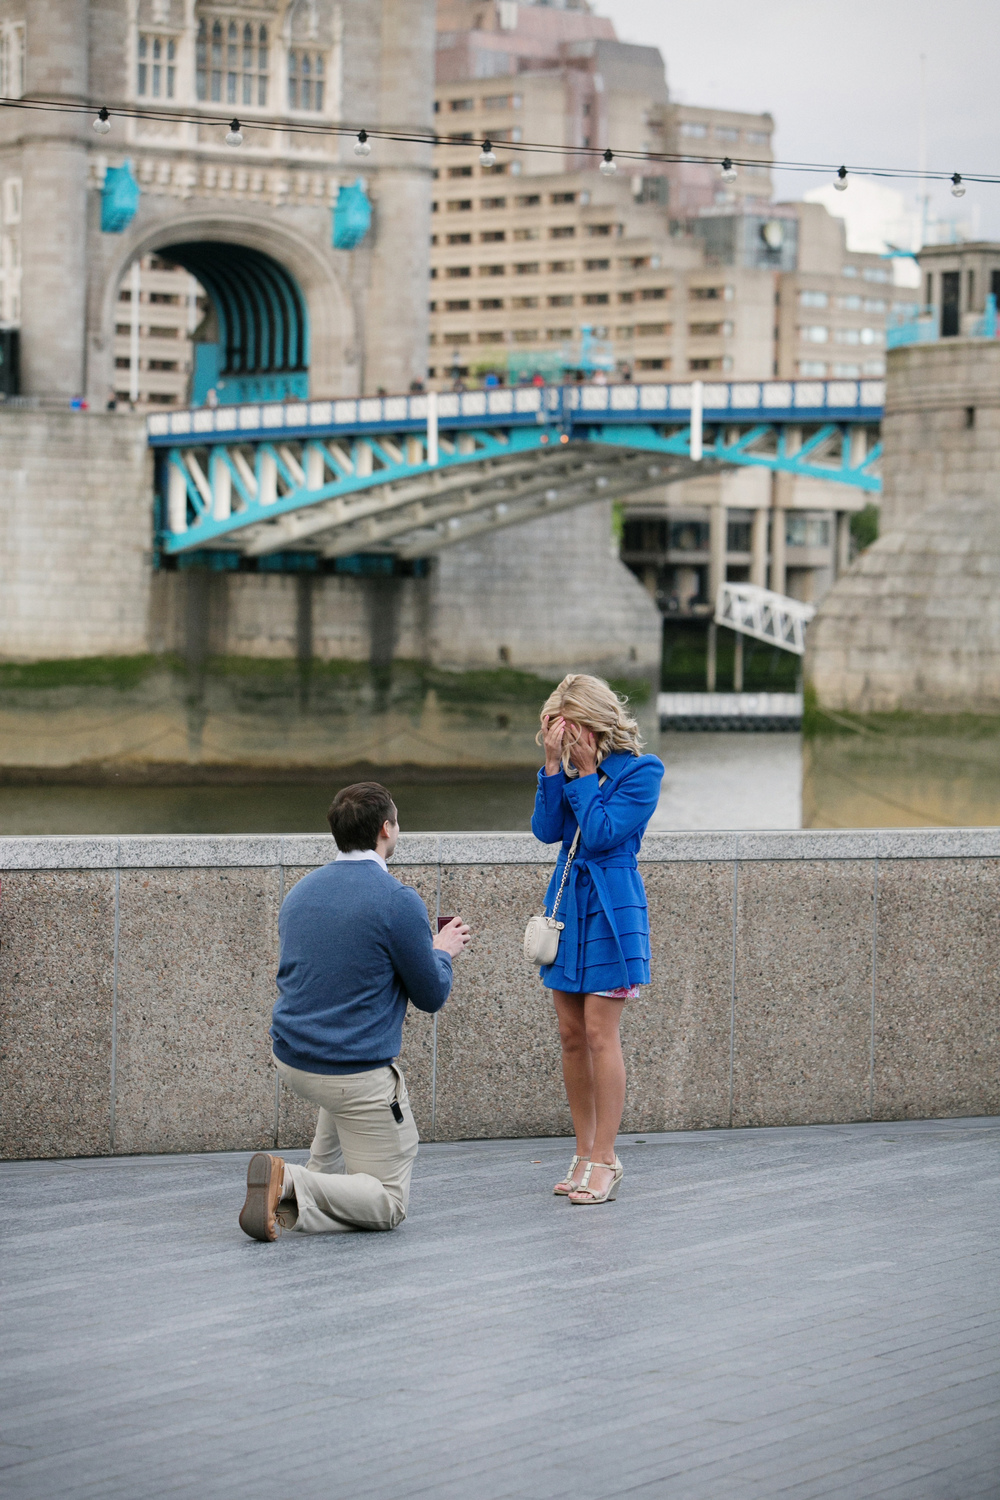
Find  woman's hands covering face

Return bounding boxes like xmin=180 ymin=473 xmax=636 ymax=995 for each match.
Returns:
xmin=542 ymin=714 xmax=598 ymax=776
xmin=564 ymin=721 xmax=598 ymax=777
xmin=541 ymin=713 xmax=566 ymax=774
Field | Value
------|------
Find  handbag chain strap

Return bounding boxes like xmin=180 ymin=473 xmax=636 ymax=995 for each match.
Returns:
xmin=546 ymin=766 xmax=609 ymax=921
xmin=548 ymin=828 xmax=581 ymax=921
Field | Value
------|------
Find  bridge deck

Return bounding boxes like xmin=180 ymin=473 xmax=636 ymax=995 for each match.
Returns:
xmin=148 ymin=377 xmax=885 ymax=447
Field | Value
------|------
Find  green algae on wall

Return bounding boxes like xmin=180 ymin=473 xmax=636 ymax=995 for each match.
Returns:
xmin=0 ymin=656 xmax=653 ymax=775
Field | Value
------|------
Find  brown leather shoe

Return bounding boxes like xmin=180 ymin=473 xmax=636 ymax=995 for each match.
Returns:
xmin=239 ymin=1153 xmax=285 ymax=1242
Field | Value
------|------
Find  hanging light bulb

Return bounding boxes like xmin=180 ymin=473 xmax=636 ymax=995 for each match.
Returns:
xmin=93 ymin=107 xmax=112 ymax=136
xmin=833 ymin=164 xmax=848 ymax=192
xmin=479 ymin=139 xmax=496 ymax=168
xmin=354 ymin=129 xmax=371 ymax=157
xmin=951 ymin=172 xmax=966 ymax=198
xmin=599 ymin=148 xmax=616 ymax=176
xmin=225 ymin=119 xmax=243 ymax=147
xmin=720 ymin=157 xmax=737 ymax=182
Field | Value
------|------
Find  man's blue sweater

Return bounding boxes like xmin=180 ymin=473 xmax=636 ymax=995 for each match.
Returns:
xmin=270 ymin=859 xmax=453 ymax=1074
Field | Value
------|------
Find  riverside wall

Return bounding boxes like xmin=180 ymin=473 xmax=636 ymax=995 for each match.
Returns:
xmin=2 ymin=828 xmax=998 ymax=1161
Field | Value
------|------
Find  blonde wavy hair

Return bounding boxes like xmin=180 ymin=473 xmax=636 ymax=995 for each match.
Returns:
xmin=536 ymin=673 xmax=644 ymax=773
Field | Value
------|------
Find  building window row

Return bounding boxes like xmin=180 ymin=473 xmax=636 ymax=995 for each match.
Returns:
xmin=433 ymin=326 xmax=675 ymax=349
xmin=679 ymin=120 xmax=770 ymax=148
xmin=801 ymin=325 xmax=885 ymax=347
xmin=838 ymin=294 xmax=888 ymax=312
xmin=430 ymin=292 xmax=673 ymax=312
xmin=842 ymin=266 xmax=892 ymax=284
xmin=435 ymin=93 xmax=523 ymax=113
xmin=798 ymin=360 xmax=886 ymax=377
xmin=437 ymin=260 xmax=628 ymax=279
xmin=435 ymin=193 xmax=592 ymax=212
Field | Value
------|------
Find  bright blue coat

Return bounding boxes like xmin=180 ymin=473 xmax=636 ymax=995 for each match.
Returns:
xmin=530 ymin=750 xmax=665 ymax=994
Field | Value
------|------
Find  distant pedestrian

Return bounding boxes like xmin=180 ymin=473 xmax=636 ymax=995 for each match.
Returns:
xmin=239 ymin=782 xmax=470 ymax=1241
xmin=531 ymin=676 xmax=663 ymax=1205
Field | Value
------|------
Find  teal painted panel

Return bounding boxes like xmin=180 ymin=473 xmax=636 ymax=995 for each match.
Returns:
xmin=101 ymin=162 xmax=140 ymax=233
xmin=332 ymin=179 xmax=371 ymax=250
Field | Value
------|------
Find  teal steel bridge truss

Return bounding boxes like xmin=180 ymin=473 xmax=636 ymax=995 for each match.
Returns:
xmin=148 ymin=378 xmax=883 ymax=563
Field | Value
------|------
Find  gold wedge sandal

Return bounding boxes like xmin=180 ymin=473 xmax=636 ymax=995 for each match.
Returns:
xmin=553 ymin=1154 xmax=590 ymax=1196
xmin=568 ymin=1155 xmax=622 ymax=1205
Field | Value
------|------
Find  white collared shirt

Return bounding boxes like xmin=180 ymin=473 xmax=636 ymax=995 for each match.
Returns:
xmin=335 ymin=848 xmax=388 ymax=873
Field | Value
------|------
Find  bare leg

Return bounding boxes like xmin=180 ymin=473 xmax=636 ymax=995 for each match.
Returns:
xmin=574 ymin=994 xmax=627 ymax=1197
xmin=552 ymin=990 xmax=595 ymax=1186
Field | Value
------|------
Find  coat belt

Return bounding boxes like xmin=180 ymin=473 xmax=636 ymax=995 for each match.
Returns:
xmin=553 ymin=853 xmax=633 ymax=988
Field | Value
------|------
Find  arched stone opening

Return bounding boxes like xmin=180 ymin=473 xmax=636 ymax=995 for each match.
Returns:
xmin=89 ymin=211 xmax=355 ymax=406
xmin=159 ymin=241 xmax=309 ymax=405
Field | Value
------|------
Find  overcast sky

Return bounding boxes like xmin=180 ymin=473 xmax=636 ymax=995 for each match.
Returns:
xmin=594 ymin=0 xmax=1000 ymax=240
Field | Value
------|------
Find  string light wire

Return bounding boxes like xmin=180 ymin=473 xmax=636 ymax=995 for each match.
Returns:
xmin=2 ymin=94 xmax=996 ymax=186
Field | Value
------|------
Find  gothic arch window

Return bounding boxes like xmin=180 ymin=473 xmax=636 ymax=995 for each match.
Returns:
xmin=288 ymin=49 xmax=324 ymax=112
xmin=138 ymin=33 xmax=176 ymax=98
xmin=196 ymin=14 xmax=268 ymax=106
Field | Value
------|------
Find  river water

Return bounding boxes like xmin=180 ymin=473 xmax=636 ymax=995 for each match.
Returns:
xmin=4 ymin=724 xmax=997 ymax=834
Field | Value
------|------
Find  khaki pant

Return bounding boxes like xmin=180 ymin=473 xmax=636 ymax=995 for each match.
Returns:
xmin=274 ymin=1056 xmax=420 ymax=1234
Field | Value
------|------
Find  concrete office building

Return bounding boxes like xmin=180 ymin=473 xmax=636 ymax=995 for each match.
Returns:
xmin=110 ymin=254 xmax=203 ymax=409
xmin=427 ymin=167 xmax=777 ymax=384
xmin=428 ymin=0 xmax=893 ymax=611
xmin=775 ymin=203 xmax=903 ymax=383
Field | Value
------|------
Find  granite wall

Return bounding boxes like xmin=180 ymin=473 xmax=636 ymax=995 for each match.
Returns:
xmin=2 ymin=828 xmax=998 ymax=1160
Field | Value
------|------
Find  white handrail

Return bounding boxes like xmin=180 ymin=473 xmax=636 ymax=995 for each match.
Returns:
xmin=715 ymin=582 xmax=816 ymax=656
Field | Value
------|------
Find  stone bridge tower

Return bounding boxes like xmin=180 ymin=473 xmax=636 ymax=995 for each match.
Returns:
xmin=0 ymin=0 xmax=435 ymax=402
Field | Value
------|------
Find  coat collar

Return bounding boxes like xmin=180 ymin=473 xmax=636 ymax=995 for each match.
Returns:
xmin=597 ymin=750 xmax=633 ymax=782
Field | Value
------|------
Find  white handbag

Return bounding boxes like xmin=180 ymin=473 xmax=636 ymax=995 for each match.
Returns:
xmin=524 ymin=828 xmax=580 ymax=966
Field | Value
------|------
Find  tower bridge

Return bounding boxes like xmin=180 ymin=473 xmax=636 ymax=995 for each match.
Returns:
xmin=0 ymin=0 xmax=884 ymax=689
xmin=151 ymin=376 xmax=883 ymax=562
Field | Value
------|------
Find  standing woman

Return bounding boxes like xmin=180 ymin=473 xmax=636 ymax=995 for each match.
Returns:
xmin=531 ymin=674 xmax=664 ymax=1205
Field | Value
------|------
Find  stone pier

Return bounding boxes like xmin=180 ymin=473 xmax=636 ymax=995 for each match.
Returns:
xmin=807 ymin=339 xmax=1000 ymax=711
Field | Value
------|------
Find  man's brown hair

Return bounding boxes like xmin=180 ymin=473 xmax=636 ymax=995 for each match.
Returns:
xmin=327 ymin=782 xmax=397 ymax=852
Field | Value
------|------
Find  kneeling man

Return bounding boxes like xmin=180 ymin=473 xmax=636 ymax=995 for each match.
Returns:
xmin=239 ymin=781 xmax=469 ymax=1240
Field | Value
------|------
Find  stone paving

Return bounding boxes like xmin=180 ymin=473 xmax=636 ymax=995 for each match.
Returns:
xmin=1 ymin=1118 xmax=999 ymax=1500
